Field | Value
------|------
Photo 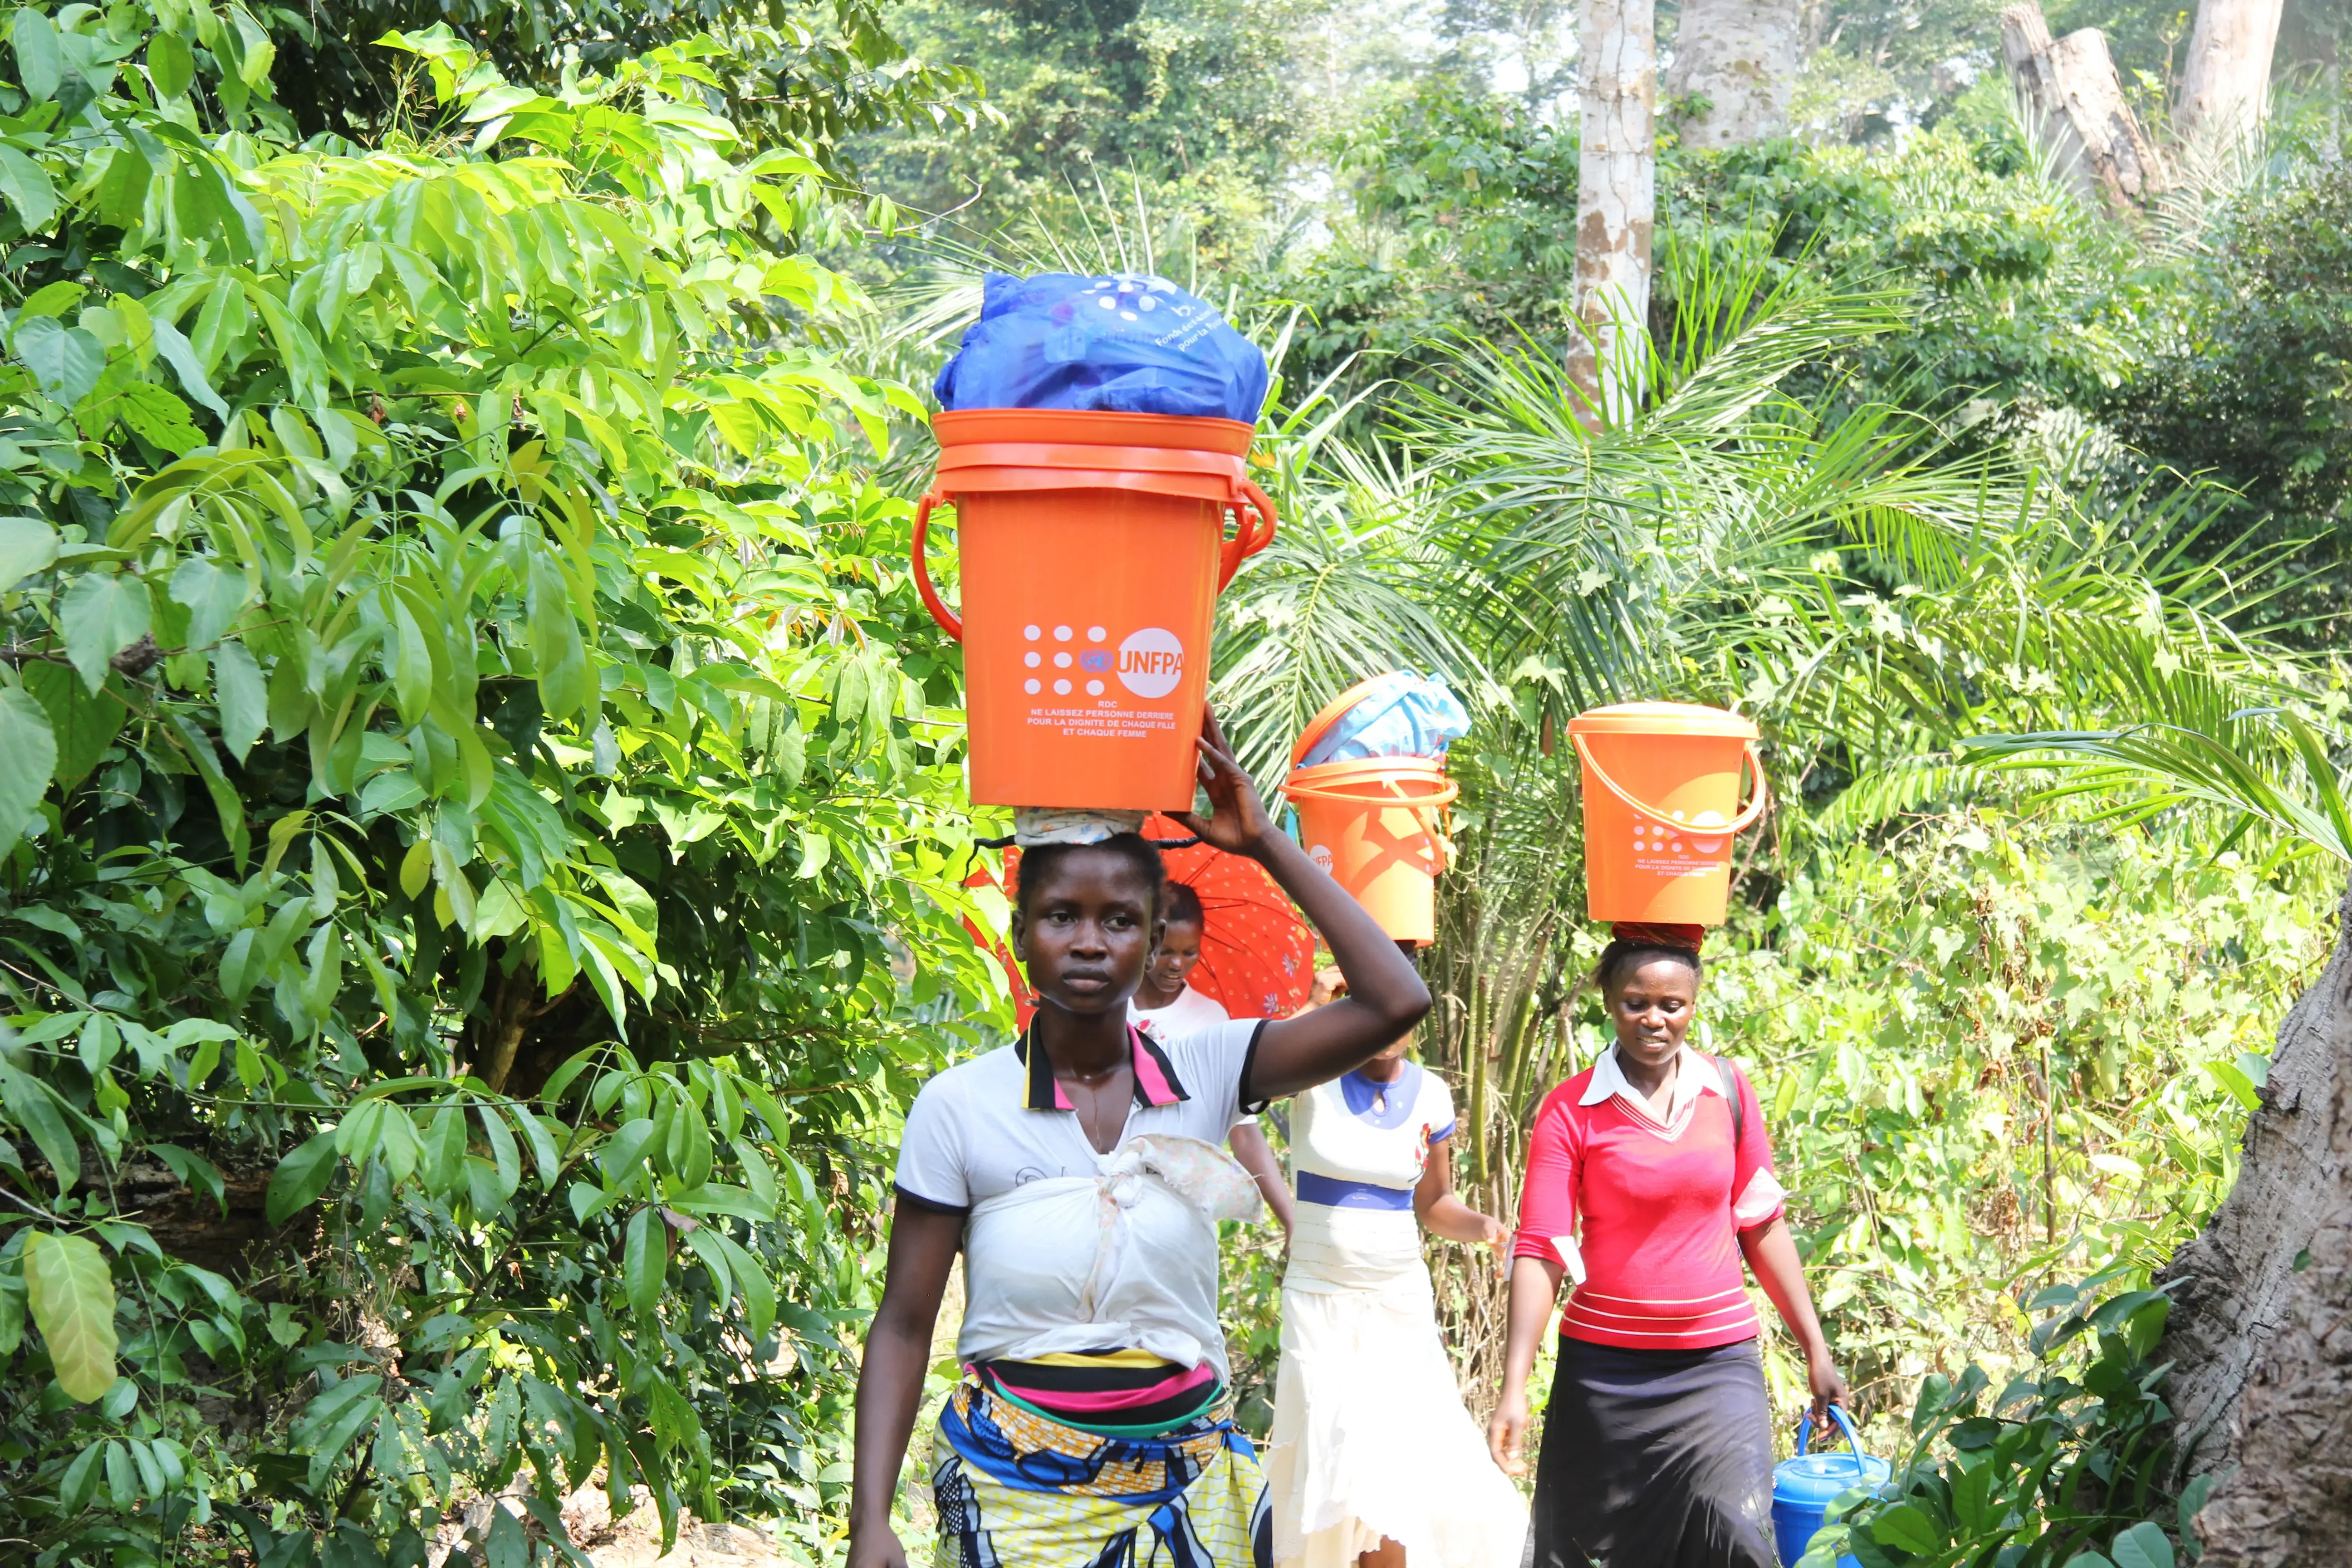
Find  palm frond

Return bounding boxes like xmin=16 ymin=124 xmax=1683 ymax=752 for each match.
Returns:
xmin=1964 ymin=710 xmax=2352 ymax=866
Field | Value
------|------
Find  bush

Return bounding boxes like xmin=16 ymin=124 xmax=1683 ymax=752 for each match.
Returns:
xmin=1806 ymin=1275 xmax=2201 ymax=1568
xmin=0 ymin=9 xmax=997 ymax=1563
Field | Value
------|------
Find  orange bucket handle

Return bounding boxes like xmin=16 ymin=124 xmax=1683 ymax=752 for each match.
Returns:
xmin=911 ymin=482 xmax=1277 ymax=642
xmin=1223 ymin=480 xmax=1277 ymax=590
xmin=1283 ymin=769 xmax=1460 ymax=873
xmin=911 ymin=493 xmax=961 ymax=640
xmin=1571 ymin=735 xmax=1770 ymax=833
xmin=1283 ymin=772 xmax=1461 ymax=811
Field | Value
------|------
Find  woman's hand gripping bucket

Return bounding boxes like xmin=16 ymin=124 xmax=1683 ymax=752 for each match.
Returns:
xmin=1771 ymin=1405 xmax=1892 ymax=1568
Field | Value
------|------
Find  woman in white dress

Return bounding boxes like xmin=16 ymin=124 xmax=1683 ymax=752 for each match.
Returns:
xmin=1265 ymin=1035 xmax=1529 ymax=1568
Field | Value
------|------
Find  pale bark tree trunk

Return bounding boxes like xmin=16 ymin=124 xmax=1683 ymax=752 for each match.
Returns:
xmin=1664 ymin=0 xmax=1799 ymax=147
xmin=2000 ymin=2 xmax=2168 ymax=213
xmin=1568 ymin=0 xmax=1655 ymax=429
xmin=2158 ymin=874 xmax=2352 ymax=1565
xmin=2175 ymin=0 xmax=2284 ymax=148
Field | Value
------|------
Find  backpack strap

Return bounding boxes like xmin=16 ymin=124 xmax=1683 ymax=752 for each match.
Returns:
xmin=1710 ymin=1052 xmax=1746 ymax=1150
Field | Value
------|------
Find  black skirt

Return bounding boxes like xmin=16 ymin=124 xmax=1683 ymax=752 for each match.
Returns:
xmin=1527 ymin=1336 xmax=1778 ymax=1568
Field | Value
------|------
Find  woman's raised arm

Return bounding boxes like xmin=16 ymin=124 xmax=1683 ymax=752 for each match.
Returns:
xmin=1173 ymin=709 xmax=1430 ymax=1101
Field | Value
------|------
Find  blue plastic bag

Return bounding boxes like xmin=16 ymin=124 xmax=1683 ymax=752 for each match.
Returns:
xmin=933 ymin=272 xmax=1269 ymax=423
xmin=1298 ymin=673 xmax=1471 ymax=767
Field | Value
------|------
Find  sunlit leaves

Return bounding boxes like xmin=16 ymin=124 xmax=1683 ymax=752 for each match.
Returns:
xmin=0 ymin=7 xmax=1000 ymax=1564
xmin=21 ymin=1231 xmax=118 ymax=1402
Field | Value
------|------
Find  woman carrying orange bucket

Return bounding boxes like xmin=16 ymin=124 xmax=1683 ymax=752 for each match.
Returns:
xmin=1487 ymin=703 xmax=1848 ymax=1568
xmin=1262 ymin=674 xmax=1528 ymax=1568
xmin=1282 ymin=674 xmax=1469 ymax=948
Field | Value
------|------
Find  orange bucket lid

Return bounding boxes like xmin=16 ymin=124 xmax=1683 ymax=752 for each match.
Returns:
xmin=1565 ymin=701 xmax=1757 ymax=739
xmin=1289 ymin=675 xmax=1395 ymax=770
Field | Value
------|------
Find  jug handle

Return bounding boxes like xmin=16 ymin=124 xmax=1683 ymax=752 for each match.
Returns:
xmin=1793 ymin=1404 xmax=1873 ymax=1475
xmin=1572 ymin=735 xmax=1769 ymax=834
xmin=911 ymin=493 xmax=962 ymax=642
xmin=1218 ymin=480 xmax=1279 ymax=591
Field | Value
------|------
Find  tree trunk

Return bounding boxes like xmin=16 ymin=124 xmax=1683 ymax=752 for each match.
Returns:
xmin=1999 ymin=3 xmax=2168 ymax=213
xmin=2175 ymin=0 xmax=2284 ymax=149
xmin=2157 ymin=873 xmax=2352 ymax=1565
xmin=1569 ymin=0 xmax=1656 ymax=429
xmin=1664 ymin=0 xmax=1799 ymax=147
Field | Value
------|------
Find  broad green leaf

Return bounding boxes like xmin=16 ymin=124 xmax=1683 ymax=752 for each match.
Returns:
xmin=146 ymin=29 xmax=192 ymax=98
xmin=2107 ymin=1523 xmax=2175 ymax=1568
xmin=483 ymin=1505 xmax=529 ymax=1568
xmin=623 ymin=1206 xmax=662 ymax=1317
xmin=147 ymin=316 xmax=228 ymax=419
xmin=213 ymin=643 xmax=265 ymax=761
xmin=0 ymin=1058 xmax=78 ymax=1189
xmin=398 ymin=836 xmax=432 ymax=899
xmin=0 ymin=683 xmax=54 ymax=850
xmin=477 ymin=1104 xmax=520 ymax=1200
xmin=21 ymin=1230 xmax=117 ymax=1402
xmin=265 ymin=1130 xmax=340 ymax=1225
xmin=1866 ymin=1504 xmax=1942 ymax=1555
xmin=24 ymin=662 xmax=121 ymax=790
xmin=14 ymin=317 xmax=104 ymax=407
xmin=0 ymin=145 xmax=54 ymax=231
xmin=14 ymin=280 xmax=80 ymax=321
xmin=9 ymin=10 xmax=58 ymax=102
xmin=103 ymin=1438 xmax=133 ymax=1503
xmin=422 ymin=1104 xmax=466 ymax=1196
xmin=58 ymin=1440 xmax=103 ymax=1513
xmin=0 ymin=514 xmax=56 ymax=593
xmin=527 ymin=553 xmax=589 ymax=719
xmin=171 ymin=557 xmax=249 ymax=650
xmin=113 ymin=384 xmax=205 ymax=456
xmin=387 ymin=590 xmax=433 ymax=726
xmin=59 ymin=571 xmax=152 ymax=694
xmin=709 ymin=1231 xmax=776 ymax=1340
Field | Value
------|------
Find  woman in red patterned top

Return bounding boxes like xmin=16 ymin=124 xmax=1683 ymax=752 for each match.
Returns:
xmin=1485 ymin=924 xmax=1847 ymax=1568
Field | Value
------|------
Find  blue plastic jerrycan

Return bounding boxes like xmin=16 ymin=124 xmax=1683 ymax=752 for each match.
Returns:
xmin=1771 ymin=1405 xmax=1892 ymax=1567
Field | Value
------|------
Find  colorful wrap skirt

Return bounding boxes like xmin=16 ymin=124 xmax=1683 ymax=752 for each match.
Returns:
xmin=1528 ymin=1336 xmax=1777 ymax=1568
xmin=932 ymin=1377 xmax=1273 ymax=1568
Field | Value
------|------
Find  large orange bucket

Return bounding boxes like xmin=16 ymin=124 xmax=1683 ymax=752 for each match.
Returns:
xmin=1568 ymin=702 xmax=1769 ymax=926
xmin=1283 ymin=680 xmax=1458 ymax=946
xmin=912 ymin=410 xmax=1275 ymax=809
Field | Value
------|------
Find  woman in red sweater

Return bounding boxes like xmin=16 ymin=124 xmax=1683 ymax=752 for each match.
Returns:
xmin=1486 ymin=924 xmax=1847 ymax=1568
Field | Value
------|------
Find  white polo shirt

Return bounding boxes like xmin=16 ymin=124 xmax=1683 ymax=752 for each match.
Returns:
xmin=894 ymin=1020 xmax=1264 ymax=1377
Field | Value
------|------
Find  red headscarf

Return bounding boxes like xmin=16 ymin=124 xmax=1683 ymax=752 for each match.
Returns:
xmin=1609 ymin=921 xmax=1706 ymax=955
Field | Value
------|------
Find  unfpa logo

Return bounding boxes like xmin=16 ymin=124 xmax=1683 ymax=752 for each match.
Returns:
xmin=1117 ymin=628 xmax=1185 ymax=698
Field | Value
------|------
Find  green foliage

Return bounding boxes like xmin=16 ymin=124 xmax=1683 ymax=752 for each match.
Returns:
xmin=1279 ymin=78 xmax=1581 ymax=395
xmin=1709 ymin=812 xmax=2325 ymax=1417
xmin=1803 ymin=1278 xmax=2197 ymax=1568
xmin=264 ymin=0 xmax=985 ymax=160
xmin=2103 ymin=155 xmax=2352 ymax=636
xmin=859 ymin=0 xmax=1333 ymax=251
xmin=0 ymin=5 xmax=997 ymax=1563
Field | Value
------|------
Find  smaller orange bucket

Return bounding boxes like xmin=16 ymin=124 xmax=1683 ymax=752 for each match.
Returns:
xmin=912 ymin=410 xmax=1275 ymax=809
xmin=1568 ymin=702 xmax=1768 ymax=926
xmin=1284 ymin=680 xmax=1459 ymax=946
